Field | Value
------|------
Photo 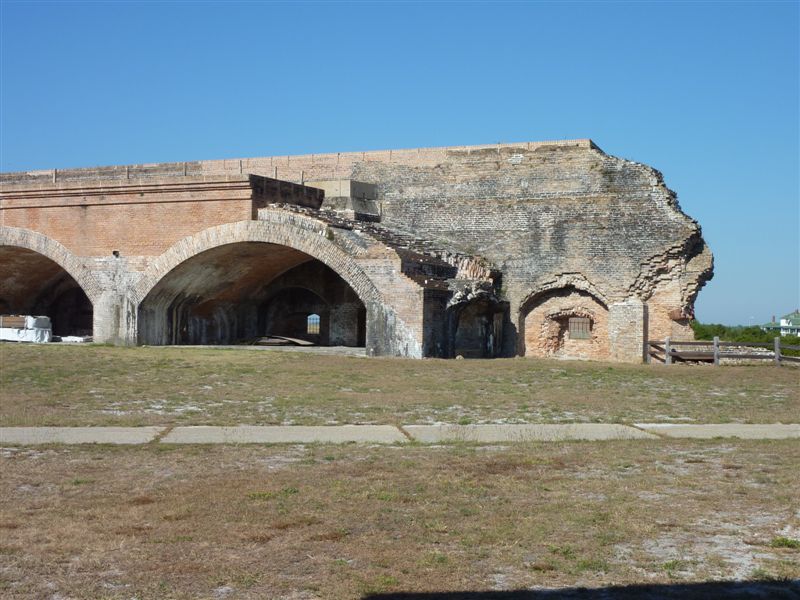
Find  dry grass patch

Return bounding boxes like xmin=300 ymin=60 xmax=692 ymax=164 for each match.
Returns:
xmin=1 ymin=344 xmax=798 ymax=426
xmin=0 ymin=440 xmax=798 ymax=598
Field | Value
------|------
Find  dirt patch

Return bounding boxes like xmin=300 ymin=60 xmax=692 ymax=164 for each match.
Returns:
xmin=0 ymin=441 xmax=797 ymax=598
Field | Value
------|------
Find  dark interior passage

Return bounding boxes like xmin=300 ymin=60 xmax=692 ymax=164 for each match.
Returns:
xmin=260 ymin=287 xmax=329 ymax=344
xmin=138 ymin=242 xmax=366 ymax=346
xmin=0 ymin=246 xmax=93 ymax=336
xmin=452 ymin=299 xmax=506 ymax=358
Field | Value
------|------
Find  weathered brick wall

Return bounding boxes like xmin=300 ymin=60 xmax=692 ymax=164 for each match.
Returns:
xmin=608 ymin=301 xmax=647 ymax=363
xmin=0 ymin=140 xmax=591 ymax=186
xmin=348 ymin=146 xmax=711 ymax=312
xmin=523 ymin=289 xmax=610 ymax=360
xmin=0 ymin=178 xmax=255 ymax=259
xmin=343 ymin=143 xmax=712 ymax=358
xmin=128 ymin=215 xmax=428 ymax=357
xmin=0 ymin=139 xmax=713 ymax=359
xmin=0 ymin=175 xmax=320 ymax=260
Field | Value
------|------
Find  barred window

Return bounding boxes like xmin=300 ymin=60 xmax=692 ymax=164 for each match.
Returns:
xmin=307 ymin=314 xmax=320 ymax=335
xmin=568 ymin=317 xmax=591 ymax=340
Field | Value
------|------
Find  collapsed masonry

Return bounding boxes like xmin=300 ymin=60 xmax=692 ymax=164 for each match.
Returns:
xmin=0 ymin=139 xmax=713 ymax=361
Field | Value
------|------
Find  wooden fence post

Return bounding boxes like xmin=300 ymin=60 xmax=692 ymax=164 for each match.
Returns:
xmin=775 ymin=337 xmax=781 ymax=366
xmin=665 ymin=337 xmax=671 ymax=365
xmin=713 ymin=336 xmax=720 ymax=366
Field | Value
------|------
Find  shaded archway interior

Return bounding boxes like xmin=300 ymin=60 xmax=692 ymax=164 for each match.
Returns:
xmin=137 ymin=242 xmax=366 ymax=346
xmin=0 ymin=246 xmax=93 ymax=336
xmin=450 ymin=298 xmax=507 ymax=359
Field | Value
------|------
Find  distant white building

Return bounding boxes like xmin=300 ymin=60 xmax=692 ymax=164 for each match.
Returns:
xmin=762 ymin=310 xmax=800 ymax=337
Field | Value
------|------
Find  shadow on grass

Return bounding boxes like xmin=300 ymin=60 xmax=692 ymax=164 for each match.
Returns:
xmin=363 ymin=579 xmax=800 ymax=600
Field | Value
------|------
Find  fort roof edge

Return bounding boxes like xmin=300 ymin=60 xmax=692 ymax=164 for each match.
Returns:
xmin=0 ymin=139 xmax=599 ymax=184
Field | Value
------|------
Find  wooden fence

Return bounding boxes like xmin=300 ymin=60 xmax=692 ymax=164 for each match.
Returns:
xmin=646 ymin=337 xmax=800 ymax=366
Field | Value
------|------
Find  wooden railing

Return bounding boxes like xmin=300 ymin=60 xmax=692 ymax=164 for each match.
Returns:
xmin=646 ymin=337 xmax=800 ymax=365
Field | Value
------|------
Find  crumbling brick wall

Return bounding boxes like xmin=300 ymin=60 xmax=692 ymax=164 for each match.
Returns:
xmin=522 ymin=289 xmax=610 ymax=360
xmin=0 ymin=140 xmax=713 ymax=360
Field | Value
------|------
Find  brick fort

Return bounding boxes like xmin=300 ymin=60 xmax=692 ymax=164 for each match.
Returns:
xmin=0 ymin=139 xmax=713 ymax=361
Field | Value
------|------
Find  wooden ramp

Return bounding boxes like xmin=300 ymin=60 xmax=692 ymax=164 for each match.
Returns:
xmin=249 ymin=335 xmax=316 ymax=347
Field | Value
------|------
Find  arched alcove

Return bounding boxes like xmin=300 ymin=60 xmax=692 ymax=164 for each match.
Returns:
xmin=138 ymin=242 xmax=367 ymax=347
xmin=0 ymin=245 xmax=93 ymax=337
xmin=520 ymin=286 xmax=609 ymax=360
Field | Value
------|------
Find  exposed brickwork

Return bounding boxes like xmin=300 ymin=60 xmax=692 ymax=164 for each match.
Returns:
xmin=523 ymin=289 xmax=610 ymax=360
xmin=0 ymin=139 xmax=713 ymax=360
xmin=0 ymin=226 xmax=102 ymax=302
xmin=0 ymin=175 xmax=321 ymax=258
xmin=0 ymin=140 xmax=595 ymax=186
xmin=0 ymin=178 xmax=254 ymax=258
xmin=131 ymin=216 xmax=426 ymax=358
xmin=608 ymin=300 xmax=648 ymax=363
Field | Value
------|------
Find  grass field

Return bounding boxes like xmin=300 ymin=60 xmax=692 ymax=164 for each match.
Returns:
xmin=2 ymin=344 xmax=798 ymax=599
xmin=0 ymin=344 xmax=798 ymax=427
xmin=1 ymin=441 xmax=798 ymax=599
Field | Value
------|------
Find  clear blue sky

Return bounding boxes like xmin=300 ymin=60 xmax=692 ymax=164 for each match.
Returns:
xmin=1 ymin=1 xmax=797 ymax=325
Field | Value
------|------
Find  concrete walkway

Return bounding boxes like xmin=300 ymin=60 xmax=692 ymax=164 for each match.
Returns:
xmin=634 ymin=423 xmax=800 ymax=439
xmin=161 ymin=425 xmax=406 ymax=444
xmin=0 ymin=426 xmax=165 ymax=445
xmin=0 ymin=423 xmax=798 ymax=445
xmin=403 ymin=423 xmax=659 ymax=442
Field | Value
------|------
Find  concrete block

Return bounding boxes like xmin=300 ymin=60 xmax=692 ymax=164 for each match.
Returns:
xmin=160 ymin=425 xmax=407 ymax=444
xmin=402 ymin=423 xmax=658 ymax=443
xmin=0 ymin=426 xmax=164 ymax=445
xmin=634 ymin=423 xmax=800 ymax=439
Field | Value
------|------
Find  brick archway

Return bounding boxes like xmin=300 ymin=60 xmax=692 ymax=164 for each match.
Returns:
xmin=0 ymin=226 xmax=101 ymax=303
xmin=519 ymin=274 xmax=609 ymax=317
xmin=518 ymin=274 xmax=610 ymax=359
xmin=132 ymin=218 xmax=384 ymax=308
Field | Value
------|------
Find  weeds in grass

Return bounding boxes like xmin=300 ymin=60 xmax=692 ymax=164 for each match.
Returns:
xmin=527 ymin=560 xmax=557 ymax=572
xmin=770 ymin=536 xmax=800 ymax=549
xmin=662 ymin=559 xmax=689 ymax=577
xmin=422 ymin=552 xmax=448 ymax=565
xmin=247 ymin=487 xmax=299 ymax=501
xmin=549 ymin=545 xmax=576 ymax=559
xmin=359 ymin=573 xmax=399 ymax=594
xmin=371 ymin=490 xmax=397 ymax=502
xmin=575 ymin=558 xmax=610 ymax=573
xmin=749 ymin=567 xmax=780 ymax=580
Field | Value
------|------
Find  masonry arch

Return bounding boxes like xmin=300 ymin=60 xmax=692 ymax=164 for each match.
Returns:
xmin=519 ymin=278 xmax=610 ymax=360
xmin=135 ymin=220 xmax=380 ymax=347
xmin=0 ymin=227 xmax=98 ymax=336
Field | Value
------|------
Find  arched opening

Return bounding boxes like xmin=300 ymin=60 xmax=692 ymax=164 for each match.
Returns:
xmin=520 ymin=286 xmax=609 ymax=360
xmin=259 ymin=288 xmax=329 ymax=344
xmin=137 ymin=242 xmax=366 ymax=347
xmin=451 ymin=298 xmax=506 ymax=358
xmin=0 ymin=246 xmax=93 ymax=337
xmin=307 ymin=314 xmax=321 ymax=335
